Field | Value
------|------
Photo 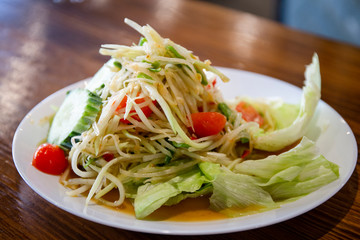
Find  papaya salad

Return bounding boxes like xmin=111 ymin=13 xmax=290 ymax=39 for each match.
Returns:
xmin=32 ymin=18 xmax=339 ymax=219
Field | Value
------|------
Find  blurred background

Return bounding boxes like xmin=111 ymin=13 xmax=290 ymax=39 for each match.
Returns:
xmin=201 ymin=0 xmax=360 ymax=47
xmin=50 ymin=0 xmax=360 ymax=47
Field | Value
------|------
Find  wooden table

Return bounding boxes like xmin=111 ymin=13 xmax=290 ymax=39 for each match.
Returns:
xmin=1 ymin=0 xmax=359 ymax=239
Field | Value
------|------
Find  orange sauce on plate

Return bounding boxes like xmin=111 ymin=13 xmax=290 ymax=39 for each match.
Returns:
xmin=113 ymin=197 xmax=227 ymax=221
xmin=97 ymin=191 xmax=265 ymax=221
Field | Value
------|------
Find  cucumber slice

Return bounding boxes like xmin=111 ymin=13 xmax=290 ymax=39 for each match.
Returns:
xmin=47 ymin=88 xmax=102 ymax=149
xmin=86 ymin=59 xmax=116 ymax=93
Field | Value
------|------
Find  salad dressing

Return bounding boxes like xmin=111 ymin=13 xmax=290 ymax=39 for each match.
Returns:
xmin=120 ymin=197 xmax=227 ymax=221
xmin=93 ymin=187 xmax=226 ymax=221
xmin=96 ymin=189 xmax=268 ymax=221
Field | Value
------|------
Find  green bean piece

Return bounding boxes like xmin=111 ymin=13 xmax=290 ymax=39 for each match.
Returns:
xmin=137 ymin=73 xmax=153 ymax=80
xmin=139 ymin=37 xmax=147 ymax=46
xmin=142 ymin=60 xmax=162 ymax=72
xmin=149 ymin=67 xmax=162 ymax=72
xmin=166 ymin=45 xmax=185 ymax=59
xmin=195 ymin=66 xmax=208 ymax=85
xmin=171 ymin=141 xmax=190 ymax=148
xmin=218 ymin=103 xmax=233 ymax=120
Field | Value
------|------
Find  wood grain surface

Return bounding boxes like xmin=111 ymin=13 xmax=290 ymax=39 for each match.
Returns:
xmin=1 ymin=0 xmax=359 ymax=239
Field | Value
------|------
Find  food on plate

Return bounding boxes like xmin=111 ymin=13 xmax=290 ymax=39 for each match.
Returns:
xmin=33 ymin=18 xmax=339 ymax=219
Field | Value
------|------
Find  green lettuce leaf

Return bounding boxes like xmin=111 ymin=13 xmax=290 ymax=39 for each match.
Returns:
xmin=262 ymin=155 xmax=339 ymax=200
xmin=164 ymin=184 xmax=212 ymax=206
xmin=234 ymin=137 xmax=320 ymax=179
xmin=209 ymin=172 xmax=275 ymax=212
xmin=133 ymin=137 xmax=338 ymax=219
xmin=269 ymin=101 xmax=300 ymax=129
xmin=169 ymin=166 xmax=208 ymax=192
xmin=133 ymin=166 xmax=209 ymax=218
xmin=253 ymin=53 xmax=321 ymax=151
xmin=201 ymin=137 xmax=338 ymax=216
xmin=234 ymin=136 xmax=339 ymax=200
xmin=134 ymin=182 xmax=180 ymax=219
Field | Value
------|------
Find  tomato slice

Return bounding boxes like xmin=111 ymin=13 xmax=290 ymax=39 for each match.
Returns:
xmin=235 ymin=101 xmax=264 ymax=127
xmin=32 ymin=143 xmax=68 ymax=175
xmin=115 ymin=95 xmax=154 ymax=124
xmin=191 ymin=112 xmax=227 ymax=137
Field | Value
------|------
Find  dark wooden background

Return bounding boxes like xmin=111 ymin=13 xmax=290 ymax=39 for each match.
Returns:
xmin=1 ymin=0 xmax=359 ymax=239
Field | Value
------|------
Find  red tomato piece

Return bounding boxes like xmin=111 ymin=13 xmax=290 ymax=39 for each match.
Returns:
xmin=212 ymin=78 xmax=217 ymax=87
xmin=205 ymin=78 xmax=217 ymax=90
xmin=115 ymin=95 xmax=155 ymax=124
xmin=32 ymin=143 xmax=68 ymax=175
xmin=241 ymin=149 xmax=251 ymax=159
xmin=191 ymin=112 xmax=227 ymax=137
xmin=116 ymin=95 xmax=128 ymax=110
xmin=235 ymin=101 xmax=264 ymax=127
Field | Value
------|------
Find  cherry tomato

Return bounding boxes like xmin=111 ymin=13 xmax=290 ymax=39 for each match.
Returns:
xmin=191 ymin=112 xmax=227 ymax=137
xmin=115 ymin=95 xmax=154 ymax=124
xmin=235 ymin=101 xmax=264 ymax=127
xmin=32 ymin=143 xmax=68 ymax=175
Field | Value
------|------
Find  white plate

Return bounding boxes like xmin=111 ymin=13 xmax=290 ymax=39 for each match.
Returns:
xmin=12 ymin=67 xmax=358 ymax=235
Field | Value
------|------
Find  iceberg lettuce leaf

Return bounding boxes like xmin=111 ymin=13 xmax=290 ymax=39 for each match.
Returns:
xmin=169 ymin=166 xmax=209 ymax=192
xmin=269 ymin=101 xmax=300 ymax=129
xmin=233 ymin=137 xmax=339 ymax=200
xmin=234 ymin=137 xmax=319 ymax=179
xmin=165 ymin=183 xmax=212 ymax=206
xmin=134 ymin=166 xmax=209 ymax=218
xmin=207 ymin=136 xmax=338 ymax=215
xmin=253 ymin=53 xmax=321 ymax=151
xmin=134 ymin=182 xmax=180 ymax=219
xmin=263 ymin=155 xmax=339 ymax=200
xmin=209 ymin=172 xmax=275 ymax=211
